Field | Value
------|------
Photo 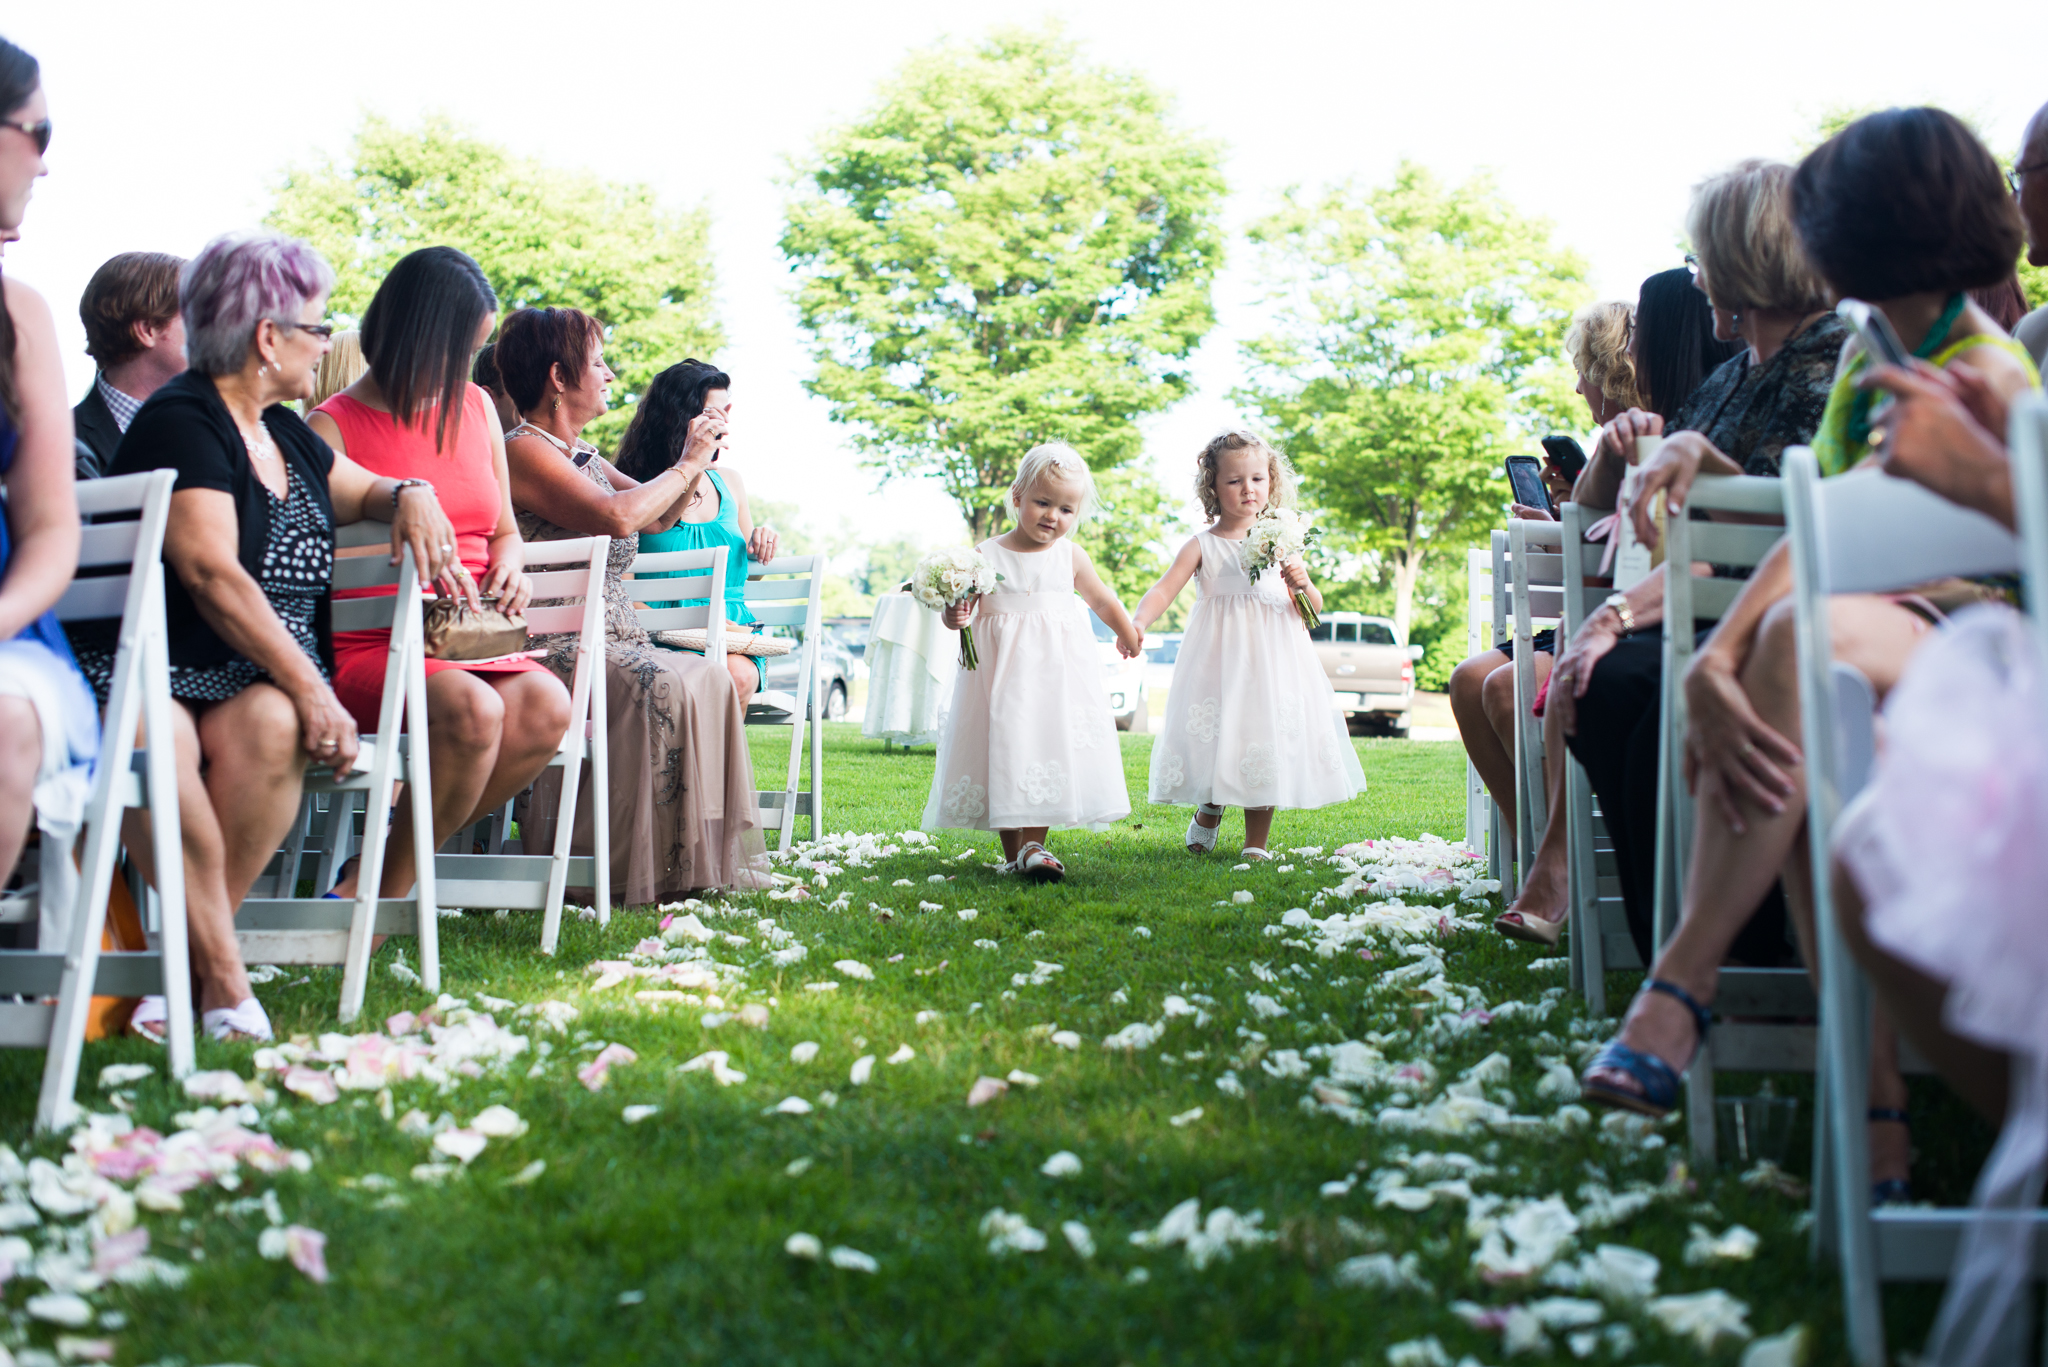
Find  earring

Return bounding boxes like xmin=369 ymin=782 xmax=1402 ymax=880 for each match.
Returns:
xmin=552 ymin=396 xmax=561 ymax=413
xmin=1729 ymin=311 xmax=1742 ymax=335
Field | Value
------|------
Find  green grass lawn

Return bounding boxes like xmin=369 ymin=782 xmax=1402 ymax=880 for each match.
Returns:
xmin=0 ymin=727 xmax=1973 ymax=1364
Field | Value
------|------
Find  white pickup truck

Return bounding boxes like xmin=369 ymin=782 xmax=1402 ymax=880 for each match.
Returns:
xmin=1308 ymin=612 xmax=1422 ymax=735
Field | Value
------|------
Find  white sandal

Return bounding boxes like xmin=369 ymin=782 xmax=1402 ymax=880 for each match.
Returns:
xmin=1017 ymin=842 xmax=1065 ymax=884
xmin=1185 ymin=803 xmax=1225 ymax=854
xmin=128 ymin=994 xmax=169 ymax=1045
xmin=202 ymin=997 xmax=274 ymax=1043
xmin=1242 ymin=847 xmax=1273 ymax=862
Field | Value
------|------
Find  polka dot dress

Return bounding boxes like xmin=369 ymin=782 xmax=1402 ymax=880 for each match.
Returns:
xmin=76 ymin=474 xmax=333 ymax=704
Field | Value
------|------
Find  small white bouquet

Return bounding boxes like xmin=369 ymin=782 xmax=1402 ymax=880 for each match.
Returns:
xmin=911 ymin=547 xmax=1005 ymax=669
xmin=1243 ymin=507 xmax=1322 ymax=631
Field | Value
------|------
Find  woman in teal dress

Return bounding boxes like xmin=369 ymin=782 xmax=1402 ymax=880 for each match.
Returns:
xmin=616 ymin=361 xmax=780 ymax=703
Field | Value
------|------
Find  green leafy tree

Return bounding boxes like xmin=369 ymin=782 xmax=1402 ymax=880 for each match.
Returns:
xmin=1236 ymin=164 xmax=1588 ymax=644
xmin=1076 ymin=465 xmax=1177 ymax=611
xmin=781 ymin=26 xmax=1225 ymax=544
xmin=268 ymin=114 xmax=721 ymax=447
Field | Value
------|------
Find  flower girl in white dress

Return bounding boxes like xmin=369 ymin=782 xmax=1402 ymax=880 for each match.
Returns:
xmin=921 ymin=444 xmax=1144 ymax=882
xmin=1133 ymin=431 xmax=1366 ymax=859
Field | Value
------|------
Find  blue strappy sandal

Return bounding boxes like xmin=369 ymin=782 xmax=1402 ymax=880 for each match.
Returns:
xmin=1580 ymin=979 xmax=1713 ymax=1118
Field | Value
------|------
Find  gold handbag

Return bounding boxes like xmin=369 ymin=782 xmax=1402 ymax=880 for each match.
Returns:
xmin=421 ymin=597 xmax=530 ymax=661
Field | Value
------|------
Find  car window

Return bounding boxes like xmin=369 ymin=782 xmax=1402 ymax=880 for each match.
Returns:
xmin=1307 ymin=622 xmax=1332 ymax=642
xmin=1334 ymin=623 xmax=1357 ymax=643
xmin=1086 ymin=611 xmax=1115 ymax=643
xmin=1360 ymin=623 xmax=1396 ymax=645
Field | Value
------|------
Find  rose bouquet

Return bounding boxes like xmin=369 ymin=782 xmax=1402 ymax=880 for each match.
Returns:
xmin=911 ymin=547 xmax=1005 ymax=669
xmin=1243 ymin=507 xmax=1322 ymax=631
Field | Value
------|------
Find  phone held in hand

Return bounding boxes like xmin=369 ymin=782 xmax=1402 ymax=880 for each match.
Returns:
xmin=1539 ymin=434 xmax=1588 ymax=483
xmin=1504 ymin=455 xmax=1553 ymax=516
xmin=1838 ymin=298 xmax=1912 ymax=369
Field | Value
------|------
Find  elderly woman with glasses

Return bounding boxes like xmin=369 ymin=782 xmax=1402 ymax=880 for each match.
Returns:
xmin=89 ymin=230 xmax=464 ymax=1042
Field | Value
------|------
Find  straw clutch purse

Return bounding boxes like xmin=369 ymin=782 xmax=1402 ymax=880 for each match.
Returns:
xmin=655 ymin=621 xmax=793 ymax=658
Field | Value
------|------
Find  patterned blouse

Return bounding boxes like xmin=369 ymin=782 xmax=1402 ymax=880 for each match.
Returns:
xmin=1669 ymin=310 xmax=1846 ymax=476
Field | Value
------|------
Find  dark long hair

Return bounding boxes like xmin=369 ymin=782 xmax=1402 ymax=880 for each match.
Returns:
xmin=614 ymin=359 xmax=730 ymax=483
xmin=1635 ymin=267 xmax=1738 ymax=421
xmin=359 ymin=246 xmax=497 ymax=451
xmin=0 ymin=37 xmax=40 ymax=424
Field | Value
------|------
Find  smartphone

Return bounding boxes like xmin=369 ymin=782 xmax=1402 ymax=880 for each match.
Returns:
xmin=1838 ymin=299 xmax=1912 ymax=369
xmin=1540 ymin=434 xmax=1587 ymax=483
xmin=1505 ymin=455 xmax=1553 ymax=515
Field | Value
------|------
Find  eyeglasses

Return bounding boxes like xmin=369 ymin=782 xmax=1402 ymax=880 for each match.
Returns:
xmin=2009 ymin=160 xmax=2048 ymax=193
xmin=1684 ymin=252 xmax=1699 ymax=274
xmin=0 ymin=117 xmax=50 ymax=156
xmin=277 ymin=321 xmax=336 ymax=340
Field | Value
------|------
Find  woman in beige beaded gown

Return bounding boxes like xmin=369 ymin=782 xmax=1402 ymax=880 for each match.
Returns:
xmin=494 ymin=307 xmax=766 ymax=901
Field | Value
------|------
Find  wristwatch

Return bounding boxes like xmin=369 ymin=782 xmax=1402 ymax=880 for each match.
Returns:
xmin=1602 ymin=592 xmax=1636 ymax=635
xmin=391 ymin=477 xmax=434 ymax=510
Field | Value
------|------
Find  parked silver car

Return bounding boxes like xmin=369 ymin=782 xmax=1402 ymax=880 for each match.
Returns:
xmin=750 ymin=627 xmax=858 ymax=723
xmin=1308 ymin=612 xmax=1421 ymax=735
xmin=1086 ymin=611 xmax=1148 ymax=732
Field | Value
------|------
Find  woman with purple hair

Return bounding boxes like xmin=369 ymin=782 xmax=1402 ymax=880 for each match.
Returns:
xmin=85 ymin=229 xmax=465 ymax=1042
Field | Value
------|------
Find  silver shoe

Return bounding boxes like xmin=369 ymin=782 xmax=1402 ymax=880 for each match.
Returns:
xmin=1186 ymin=803 xmax=1224 ymax=854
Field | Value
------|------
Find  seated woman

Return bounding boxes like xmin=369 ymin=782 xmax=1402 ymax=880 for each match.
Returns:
xmin=495 ymin=309 xmax=768 ymax=902
xmin=0 ymin=43 xmax=96 ymax=952
xmin=94 ymin=230 xmax=466 ymax=1041
xmin=621 ymin=359 xmax=782 ymax=705
xmin=1451 ymin=298 xmax=1637 ymax=850
xmin=308 ymin=247 xmax=571 ymax=906
xmin=1515 ymin=165 xmax=1840 ymax=952
xmin=1578 ymin=111 xmax=2038 ymax=1202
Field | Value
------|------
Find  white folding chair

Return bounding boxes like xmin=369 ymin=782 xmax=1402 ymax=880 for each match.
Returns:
xmin=1785 ymin=438 xmax=2045 ymax=1364
xmin=1505 ymin=520 xmax=1565 ymax=896
xmin=736 ymin=554 xmax=826 ymax=850
xmin=233 ymin=522 xmax=439 ymax=1024
xmin=1558 ymin=502 xmax=1638 ymax=1012
xmin=1464 ymin=545 xmax=1495 ymax=859
xmin=0 ymin=470 xmax=193 ymax=1129
xmin=1486 ymin=531 xmax=1510 ymax=883
xmin=429 ymin=535 xmax=610 ymax=954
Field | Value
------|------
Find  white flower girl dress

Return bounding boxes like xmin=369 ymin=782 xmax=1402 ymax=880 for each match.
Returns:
xmin=1149 ymin=530 xmax=1365 ymax=810
xmin=921 ymin=539 xmax=1130 ymax=832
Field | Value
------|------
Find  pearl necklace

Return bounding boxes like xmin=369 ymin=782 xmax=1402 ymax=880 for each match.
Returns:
xmin=241 ymin=419 xmax=279 ymax=463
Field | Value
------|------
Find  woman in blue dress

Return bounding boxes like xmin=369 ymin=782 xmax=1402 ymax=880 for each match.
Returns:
xmin=615 ymin=360 xmax=781 ymax=704
xmin=0 ymin=41 xmax=98 ymax=945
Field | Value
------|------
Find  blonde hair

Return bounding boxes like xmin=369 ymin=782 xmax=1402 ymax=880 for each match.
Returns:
xmin=1563 ymin=302 xmax=1641 ymax=411
xmin=1195 ymin=429 xmax=1299 ymax=520
xmin=1685 ymin=159 xmax=1830 ymax=315
xmin=1007 ymin=442 xmax=1095 ymax=525
xmin=310 ymin=328 xmax=367 ymax=409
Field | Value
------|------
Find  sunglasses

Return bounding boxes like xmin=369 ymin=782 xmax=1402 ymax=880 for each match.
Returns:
xmin=277 ymin=321 xmax=336 ymax=340
xmin=1 ymin=117 xmax=51 ymax=156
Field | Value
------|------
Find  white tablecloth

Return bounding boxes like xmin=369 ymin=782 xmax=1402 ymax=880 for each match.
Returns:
xmin=861 ymin=593 xmax=957 ymax=746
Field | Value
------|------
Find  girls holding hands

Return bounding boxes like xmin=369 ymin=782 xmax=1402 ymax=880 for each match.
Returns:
xmin=920 ymin=444 xmax=1144 ymax=882
xmin=1134 ymin=431 xmax=1365 ymax=859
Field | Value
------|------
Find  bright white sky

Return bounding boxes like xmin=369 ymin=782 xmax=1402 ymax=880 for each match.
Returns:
xmin=7 ymin=0 xmax=2043 ymax=548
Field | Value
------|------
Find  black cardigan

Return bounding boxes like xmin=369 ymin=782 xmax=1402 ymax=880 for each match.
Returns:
xmin=107 ymin=371 xmax=337 ymax=675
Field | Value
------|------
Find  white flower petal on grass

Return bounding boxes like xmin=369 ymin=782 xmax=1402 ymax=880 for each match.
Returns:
xmin=833 ymin=960 xmax=874 ymax=981
xmin=1684 ymin=1223 xmax=1761 ymax=1265
xmin=893 ymin=879 xmax=914 ymax=887
xmin=848 ymin=1056 xmax=876 ymax=1086
xmin=98 ymin=1064 xmax=154 ymax=1090
xmin=678 ymin=1050 xmax=748 ymax=1086
xmin=784 ymin=1157 xmax=814 ymax=1177
xmin=621 ymin=1105 xmax=659 ymax=1124
xmin=1740 ymin=1324 xmax=1810 ymax=1367
xmin=785 ymin=1232 xmax=822 ymax=1260
xmin=470 ymin=1105 xmax=527 ymax=1139
xmin=1231 ymin=890 xmax=1254 ymax=904
xmin=1102 ymin=1022 xmax=1161 ymax=1052
xmin=804 ymin=982 xmax=839 ymax=993
xmin=1244 ymin=993 xmax=1289 ymax=1020
xmin=928 ymin=874 xmax=947 ymax=884
xmin=980 ymin=1207 xmax=1049 ymax=1255
xmin=771 ymin=1097 xmax=815 ymax=1116
xmin=1062 ymin=1221 xmax=1095 ymax=1258
xmin=972 ymin=939 xmax=999 ymax=950
xmin=957 ymin=908 xmax=979 ymax=922
xmin=25 ymin=1292 xmax=94 ymax=1326
xmin=918 ymin=901 xmax=942 ymax=912
xmin=1646 ymin=1289 xmax=1753 ymax=1350
xmin=1384 ymin=1337 xmax=1451 ymax=1367
xmin=1006 ymin=1069 xmax=1040 ymax=1088
xmin=886 ymin=1044 xmax=916 ymax=1065
xmin=915 ymin=1011 xmax=942 ymax=1026
xmin=433 ymin=1129 xmax=488 ymax=1165
xmin=790 ymin=1041 xmax=820 ymax=1064
xmin=1133 ymin=926 xmax=1151 ymax=939
xmin=1051 ymin=1030 xmax=1082 ymax=1050
xmin=828 ymin=1246 xmax=878 ymax=1273
xmin=1333 ymin=1252 xmax=1432 ymax=1293
xmin=1168 ymin=1107 xmax=1204 ymax=1128
xmin=411 ymin=1162 xmax=458 ymax=1184
xmin=506 ymin=1161 xmax=546 ymax=1186
xmin=1040 ymin=1151 xmax=1082 ymax=1178
xmin=966 ymin=1076 xmax=1009 ymax=1107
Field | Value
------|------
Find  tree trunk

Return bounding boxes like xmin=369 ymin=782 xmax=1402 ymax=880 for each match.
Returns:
xmin=1391 ymin=545 xmax=1426 ymax=647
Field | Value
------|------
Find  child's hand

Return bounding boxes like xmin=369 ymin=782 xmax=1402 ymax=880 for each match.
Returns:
xmin=1116 ymin=627 xmax=1144 ymax=659
xmin=1280 ymin=558 xmax=1311 ymax=594
xmin=942 ymin=596 xmax=979 ymax=630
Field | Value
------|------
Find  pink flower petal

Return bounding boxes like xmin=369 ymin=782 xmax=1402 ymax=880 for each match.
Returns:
xmin=966 ymin=1076 xmax=1009 ymax=1108
xmin=91 ymin=1227 xmax=149 ymax=1277
xmin=577 ymin=1043 xmax=639 ymax=1092
xmin=282 ymin=1066 xmax=340 ymax=1106
xmin=285 ymin=1225 xmax=329 ymax=1284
